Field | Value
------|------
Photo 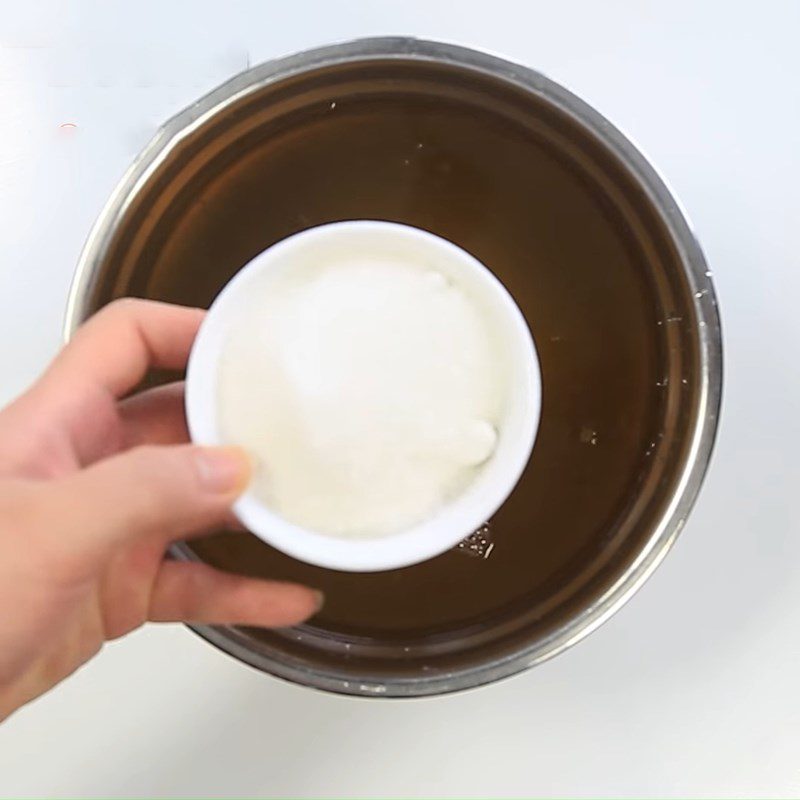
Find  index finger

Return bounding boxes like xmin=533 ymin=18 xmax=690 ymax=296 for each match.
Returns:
xmin=50 ymin=299 xmax=205 ymax=398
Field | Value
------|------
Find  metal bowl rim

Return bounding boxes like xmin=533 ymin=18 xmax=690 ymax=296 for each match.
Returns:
xmin=63 ymin=36 xmax=723 ymax=698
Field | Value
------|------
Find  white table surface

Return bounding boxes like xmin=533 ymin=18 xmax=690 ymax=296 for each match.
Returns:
xmin=1 ymin=1 xmax=799 ymax=797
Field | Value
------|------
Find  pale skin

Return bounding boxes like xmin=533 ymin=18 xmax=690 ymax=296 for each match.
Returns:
xmin=0 ymin=298 xmax=320 ymax=722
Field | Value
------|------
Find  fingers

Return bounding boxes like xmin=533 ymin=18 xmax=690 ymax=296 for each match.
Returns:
xmin=49 ymin=444 xmax=251 ymax=557
xmin=46 ymin=299 xmax=204 ymax=399
xmin=149 ymin=561 xmax=322 ymax=627
xmin=118 ymin=382 xmax=188 ymax=447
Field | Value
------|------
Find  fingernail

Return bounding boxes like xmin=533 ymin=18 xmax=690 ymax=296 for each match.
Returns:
xmin=195 ymin=447 xmax=251 ymax=494
xmin=313 ymin=590 xmax=325 ymax=612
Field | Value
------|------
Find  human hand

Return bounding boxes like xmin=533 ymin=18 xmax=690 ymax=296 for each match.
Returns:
xmin=0 ymin=299 xmax=320 ymax=721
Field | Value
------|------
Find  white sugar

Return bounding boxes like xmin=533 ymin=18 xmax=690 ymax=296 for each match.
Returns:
xmin=218 ymin=249 xmax=507 ymax=539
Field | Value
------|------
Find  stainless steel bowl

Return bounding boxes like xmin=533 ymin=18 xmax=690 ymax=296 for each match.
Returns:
xmin=65 ymin=38 xmax=722 ymax=697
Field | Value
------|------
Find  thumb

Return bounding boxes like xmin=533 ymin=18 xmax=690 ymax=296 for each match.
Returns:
xmin=51 ymin=444 xmax=250 ymax=555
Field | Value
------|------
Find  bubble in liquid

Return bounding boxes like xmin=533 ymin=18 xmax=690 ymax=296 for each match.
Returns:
xmin=580 ymin=426 xmax=599 ymax=445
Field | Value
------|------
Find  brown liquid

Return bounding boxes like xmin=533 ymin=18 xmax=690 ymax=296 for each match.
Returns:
xmin=86 ymin=62 xmax=693 ymax=670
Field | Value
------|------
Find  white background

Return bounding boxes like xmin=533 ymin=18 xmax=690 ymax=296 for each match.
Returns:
xmin=1 ymin=1 xmax=799 ymax=797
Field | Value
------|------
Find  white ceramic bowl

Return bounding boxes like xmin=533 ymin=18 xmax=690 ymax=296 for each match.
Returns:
xmin=185 ymin=221 xmax=541 ymax=572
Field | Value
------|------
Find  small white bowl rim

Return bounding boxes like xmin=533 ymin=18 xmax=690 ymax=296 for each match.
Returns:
xmin=185 ymin=220 xmax=541 ymax=572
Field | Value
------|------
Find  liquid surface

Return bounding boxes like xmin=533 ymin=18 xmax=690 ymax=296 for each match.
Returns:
xmin=104 ymin=82 xmax=667 ymax=641
xmin=218 ymin=227 xmax=506 ymax=538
